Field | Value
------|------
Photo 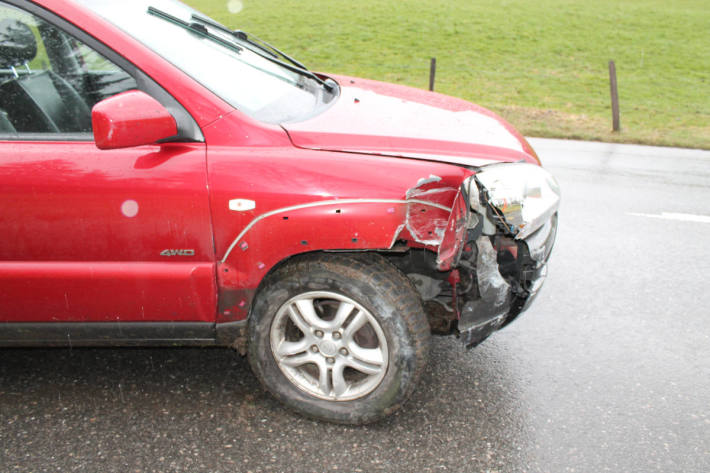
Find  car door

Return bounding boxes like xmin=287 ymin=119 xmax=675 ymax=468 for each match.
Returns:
xmin=0 ymin=2 xmax=216 ymax=328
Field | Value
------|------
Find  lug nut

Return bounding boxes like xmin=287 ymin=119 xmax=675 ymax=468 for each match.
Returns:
xmin=311 ymin=345 xmax=319 ymax=353
xmin=326 ymin=357 xmax=335 ymax=364
xmin=333 ymin=332 xmax=342 ymax=340
xmin=314 ymin=330 xmax=324 ymax=338
xmin=339 ymin=348 xmax=348 ymax=356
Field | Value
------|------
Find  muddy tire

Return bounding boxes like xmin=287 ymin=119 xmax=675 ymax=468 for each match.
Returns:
xmin=247 ymin=253 xmax=429 ymax=424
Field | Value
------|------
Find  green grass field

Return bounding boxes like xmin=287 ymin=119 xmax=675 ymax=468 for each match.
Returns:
xmin=186 ymin=0 xmax=709 ymax=149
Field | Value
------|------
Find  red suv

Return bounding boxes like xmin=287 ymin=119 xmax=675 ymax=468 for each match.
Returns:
xmin=0 ymin=0 xmax=559 ymax=423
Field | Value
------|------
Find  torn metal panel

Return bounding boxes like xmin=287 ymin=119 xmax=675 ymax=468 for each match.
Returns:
xmin=388 ymin=223 xmax=406 ymax=249
xmin=405 ymin=178 xmax=457 ymax=204
xmin=387 ymin=168 xmax=558 ymax=349
xmin=459 ymin=237 xmax=512 ymax=333
xmin=453 ymin=210 xmax=557 ymax=347
xmin=435 ymin=188 xmax=470 ymax=271
xmin=403 ymin=175 xmax=459 ymax=247
xmin=405 ymin=186 xmax=459 ymax=246
xmin=410 ymin=174 xmax=442 ymax=190
xmin=404 ymin=209 xmax=449 ymax=246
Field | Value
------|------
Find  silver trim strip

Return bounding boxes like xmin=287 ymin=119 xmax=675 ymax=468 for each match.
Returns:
xmin=221 ymin=198 xmax=452 ymax=263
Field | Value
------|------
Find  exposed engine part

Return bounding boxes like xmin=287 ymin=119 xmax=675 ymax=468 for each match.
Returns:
xmin=384 ymin=250 xmax=457 ymax=334
xmin=423 ymin=300 xmax=456 ymax=335
xmin=407 ymin=273 xmax=445 ymax=301
xmin=407 ymin=272 xmax=457 ymax=334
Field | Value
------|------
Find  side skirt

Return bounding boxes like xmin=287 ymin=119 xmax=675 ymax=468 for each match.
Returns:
xmin=0 ymin=321 xmax=247 ymax=348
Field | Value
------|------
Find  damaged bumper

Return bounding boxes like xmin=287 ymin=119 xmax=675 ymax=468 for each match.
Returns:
xmin=445 ymin=163 xmax=560 ymax=347
xmin=457 ymin=215 xmax=557 ymax=347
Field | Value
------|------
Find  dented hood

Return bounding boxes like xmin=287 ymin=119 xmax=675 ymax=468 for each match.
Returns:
xmin=281 ymin=75 xmax=539 ymax=167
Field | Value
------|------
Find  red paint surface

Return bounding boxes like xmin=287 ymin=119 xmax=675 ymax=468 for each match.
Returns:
xmin=437 ymin=190 xmax=470 ymax=271
xmin=92 ymin=91 xmax=177 ymax=150
xmin=283 ymin=75 xmax=539 ymax=166
xmin=1 ymin=0 xmax=541 ymax=325
xmin=0 ymin=262 xmax=215 ymax=322
xmin=0 ymin=141 xmax=214 ymax=322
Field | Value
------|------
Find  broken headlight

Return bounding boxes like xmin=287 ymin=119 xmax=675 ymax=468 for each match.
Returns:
xmin=474 ymin=163 xmax=560 ymax=239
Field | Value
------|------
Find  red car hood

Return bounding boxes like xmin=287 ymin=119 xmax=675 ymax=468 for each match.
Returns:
xmin=281 ymin=75 xmax=538 ymax=167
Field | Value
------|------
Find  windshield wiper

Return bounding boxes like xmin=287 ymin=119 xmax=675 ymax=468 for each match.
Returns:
xmin=189 ymin=14 xmax=333 ymax=92
xmin=190 ymin=14 xmax=306 ymax=70
xmin=148 ymin=7 xmax=243 ymax=54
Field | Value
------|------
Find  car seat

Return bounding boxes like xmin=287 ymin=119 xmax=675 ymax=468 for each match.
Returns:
xmin=0 ymin=18 xmax=91 ymax=133
xmin=0 ymin=108 xmax=16 ymax=134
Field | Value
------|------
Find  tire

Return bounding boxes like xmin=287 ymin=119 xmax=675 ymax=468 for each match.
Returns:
xmin=247 ymin=253 xmax=430 ymax=424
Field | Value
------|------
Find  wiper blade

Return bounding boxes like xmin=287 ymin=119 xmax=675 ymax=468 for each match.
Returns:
xmin=190 ymin=14 xmax=307 ymax=70
xmin=189 ymin=14 xmax=333 ymax=92
xmin=234 ymin=30 xmax=308 ymax=70
xmin=147 ymin=6 xmax=243 ymax=54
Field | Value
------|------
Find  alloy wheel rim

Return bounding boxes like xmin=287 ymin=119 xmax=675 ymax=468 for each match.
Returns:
xmin=269 ymin=291 xmax=389 ymax=401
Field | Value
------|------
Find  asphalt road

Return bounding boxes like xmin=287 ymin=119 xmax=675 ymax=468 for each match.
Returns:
xmin=2 ymin=138 xmax=709 ymax=473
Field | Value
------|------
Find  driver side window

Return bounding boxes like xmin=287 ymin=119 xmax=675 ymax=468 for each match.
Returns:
xmin=0 ymin=3 xmax=137 ymax=138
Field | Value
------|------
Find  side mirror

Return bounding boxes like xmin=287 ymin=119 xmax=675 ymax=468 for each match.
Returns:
xmin=91 ymin=90 xmax=178 ymax=150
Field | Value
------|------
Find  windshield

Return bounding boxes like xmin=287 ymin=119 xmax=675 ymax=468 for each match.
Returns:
xmin=77 ymin=0 xmax=337 ymax=123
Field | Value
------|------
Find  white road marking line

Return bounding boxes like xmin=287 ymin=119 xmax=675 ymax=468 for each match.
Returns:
xmin=628 ymin=212 xmax=710 ymax=224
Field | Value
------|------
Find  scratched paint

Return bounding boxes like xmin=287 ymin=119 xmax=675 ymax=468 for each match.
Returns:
xmin=220 ymin=198 xmax=452 ymax=263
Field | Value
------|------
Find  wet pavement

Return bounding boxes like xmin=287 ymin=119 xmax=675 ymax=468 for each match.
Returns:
xmin=2 ymin=138 xmax=709 ymax=472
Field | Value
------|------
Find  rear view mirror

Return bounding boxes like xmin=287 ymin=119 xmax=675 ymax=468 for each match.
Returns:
xmin=92 ymin=90 xmax=177 ymax=150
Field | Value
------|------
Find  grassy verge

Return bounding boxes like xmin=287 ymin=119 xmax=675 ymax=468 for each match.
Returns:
xmin=186 ymin=0 xmax=709 ymax=149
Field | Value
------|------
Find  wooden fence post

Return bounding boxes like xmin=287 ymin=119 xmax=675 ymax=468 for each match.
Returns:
xmin=429 ymin=57 xmax=436 ymax=92
xmin=609 ymin=60 xmax=620 ymax=132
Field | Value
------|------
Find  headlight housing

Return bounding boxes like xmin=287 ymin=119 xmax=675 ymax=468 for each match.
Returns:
xmin=474 ymin=163 xmax=560 ymax=239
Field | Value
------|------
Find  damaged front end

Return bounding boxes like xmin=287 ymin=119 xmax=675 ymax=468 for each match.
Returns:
xmin=392 ymin=163 xmax=560 ymax=348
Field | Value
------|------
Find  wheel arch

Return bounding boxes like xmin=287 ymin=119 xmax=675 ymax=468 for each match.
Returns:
xmin=216 ymin=197 xmax=453 ymax=323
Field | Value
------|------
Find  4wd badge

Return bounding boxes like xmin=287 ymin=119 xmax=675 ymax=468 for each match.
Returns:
xmin=160 ymin=249 xmax=195 ymax=256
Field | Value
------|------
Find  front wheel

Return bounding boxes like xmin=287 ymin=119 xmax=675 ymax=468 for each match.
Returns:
xmin=247 ymin=253 xmax=429 ymax=424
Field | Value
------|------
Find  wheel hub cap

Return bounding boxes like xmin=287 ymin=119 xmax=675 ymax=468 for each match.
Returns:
xmin=318 ymin=340 xmax=337 ymax=356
